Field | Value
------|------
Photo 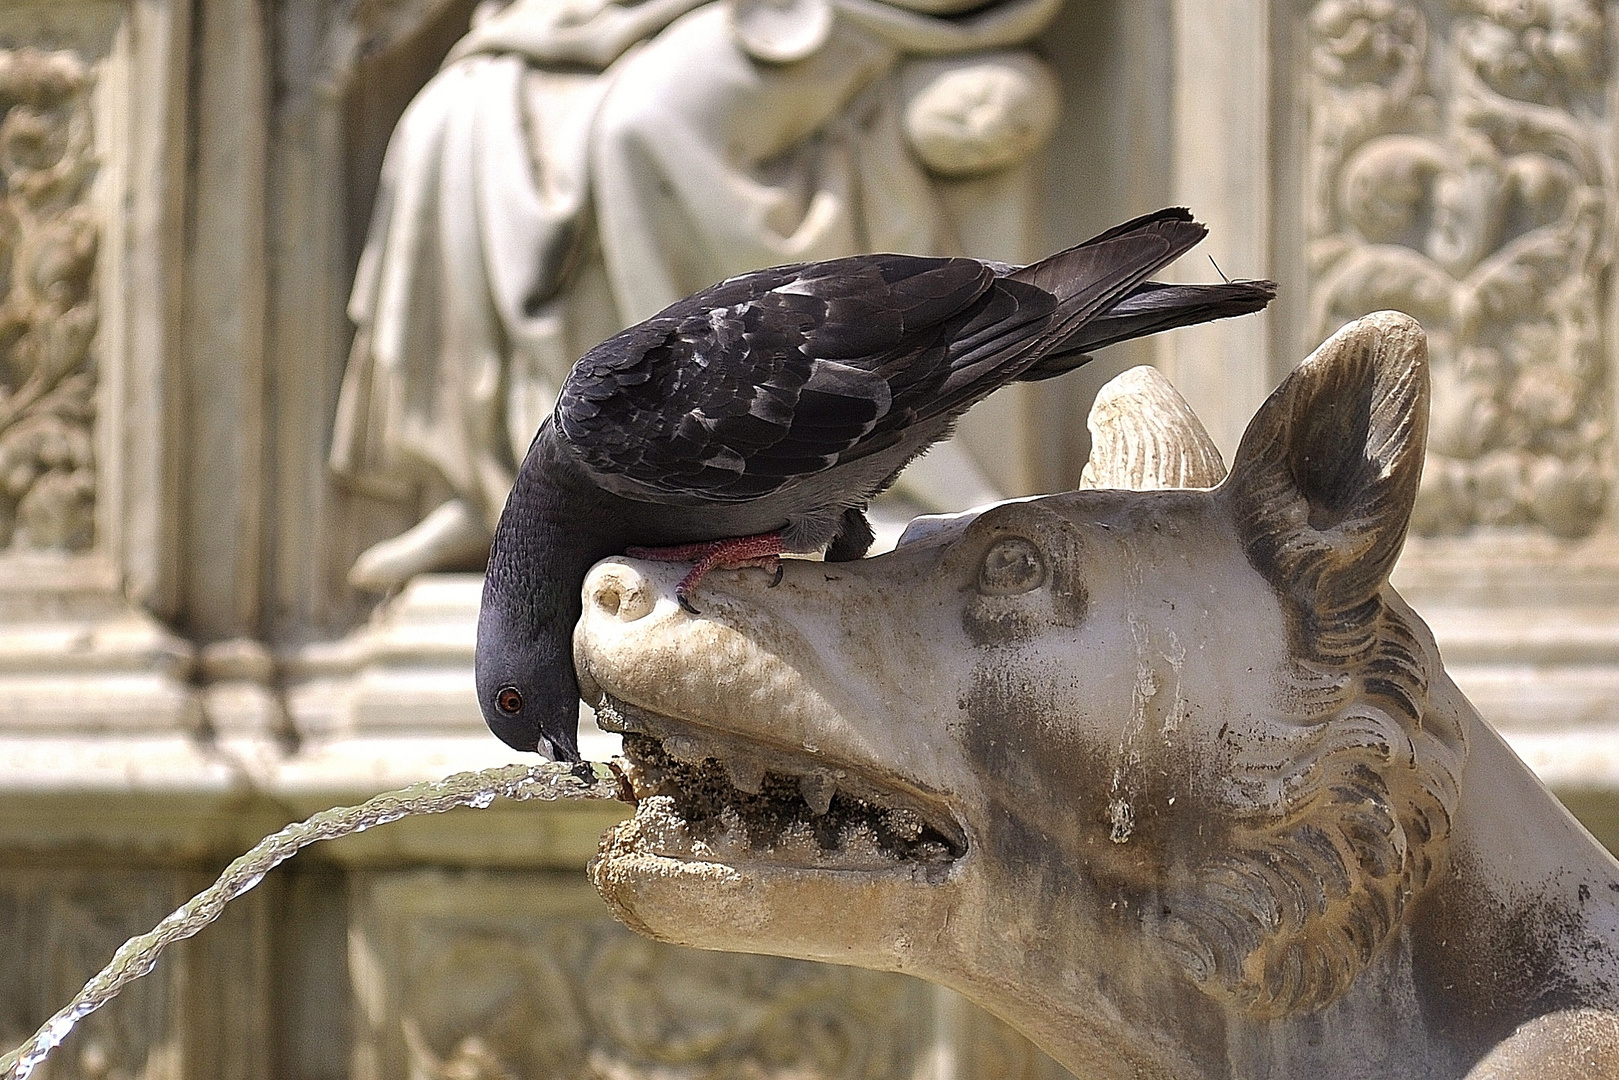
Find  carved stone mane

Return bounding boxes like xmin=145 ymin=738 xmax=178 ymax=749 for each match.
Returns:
xmin=1082 ymin=328 xmax=1466 ymax=1016
xmin=1166 ymin=605 xmax=1462 ymax=1016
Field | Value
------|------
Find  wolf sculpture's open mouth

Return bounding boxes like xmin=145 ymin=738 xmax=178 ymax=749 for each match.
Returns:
xmin=598 ymin=697 xmax=966 ymax=872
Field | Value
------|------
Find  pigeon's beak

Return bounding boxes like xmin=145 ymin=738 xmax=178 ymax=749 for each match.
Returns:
xmin=538 ymin=732 xmax=581 ymax=763
xmin=486 ymin=719 xmax=578 ymax=761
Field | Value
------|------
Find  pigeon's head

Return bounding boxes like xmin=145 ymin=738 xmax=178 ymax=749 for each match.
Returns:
xmin=475 ymin=568 xmax=584 ymax=763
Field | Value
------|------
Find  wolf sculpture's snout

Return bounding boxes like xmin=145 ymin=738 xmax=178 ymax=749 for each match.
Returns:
xmin=586 ymin=562 xmax=658 ymax=624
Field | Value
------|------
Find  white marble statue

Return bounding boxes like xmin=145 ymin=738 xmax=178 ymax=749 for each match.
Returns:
xmin=574 ymin=313 xmax=1619 ymax=1078
xmin=330 ymin=0 xmax=1061 ymax=590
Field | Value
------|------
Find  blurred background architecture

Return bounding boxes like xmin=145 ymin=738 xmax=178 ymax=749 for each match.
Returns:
xmin=3 ymin=1 xmax=1618 ymax=1076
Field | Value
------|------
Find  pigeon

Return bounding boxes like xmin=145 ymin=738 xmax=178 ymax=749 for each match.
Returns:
xmin=476 ymin=207 xmax=1275 ymax=760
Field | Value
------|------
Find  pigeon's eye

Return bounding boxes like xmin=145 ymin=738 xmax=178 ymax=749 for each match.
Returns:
xmin=978 ymin=536 xmax=1045 ymax=595
xmin=495 ymin=685 xmax=524 ymax=715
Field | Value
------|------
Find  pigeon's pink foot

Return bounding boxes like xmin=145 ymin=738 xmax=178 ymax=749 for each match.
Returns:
xmin=626 ymin=533 xmax=785 ymax=614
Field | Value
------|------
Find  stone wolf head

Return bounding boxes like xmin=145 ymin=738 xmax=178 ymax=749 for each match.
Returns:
xmin=576 ymin=312 xmax=1619 ymax=1078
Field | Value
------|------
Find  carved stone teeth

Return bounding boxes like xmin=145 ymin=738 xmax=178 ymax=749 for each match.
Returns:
xmin=593 ymin=697 xmax=650 ymax=735
xmin=613 ymin=757 xmax=640 ymax=796
xmin=799 ymin=772 xmax=836 ymax=816
xmin=725 ymin=756 xmax=768 ymax=795
xmin=883 ymin=807 xmax=925 ymax=842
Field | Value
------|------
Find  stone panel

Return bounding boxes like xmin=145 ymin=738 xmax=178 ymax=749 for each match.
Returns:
xmin=0 ymin=46 xmax=98 ymax=554
xmin=1303 ymin=0 xmax=1614 ymax=538
xmin=0 ymin=866 xmax=184 ymax=1080
xmin=0 ymin=0 xmax=189 ymax=612
xmin=0 ymin=1 xmax=197 ymax=741
xmin=349 ymin=869 xmax=1057 ymax=1080
xmin=0 ymin=861 xmax=278 ymax=1080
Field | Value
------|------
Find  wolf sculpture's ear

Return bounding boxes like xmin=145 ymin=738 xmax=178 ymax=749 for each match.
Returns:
xmin=1219 ymin=312 xmax=1429 ymax=662
xmin=1080 ymin=365 xmax=1227 ymax=491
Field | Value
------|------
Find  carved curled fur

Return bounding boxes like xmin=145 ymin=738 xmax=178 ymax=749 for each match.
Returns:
xmin=1164 ymin=313 xmax=1466 ymax=1018
xmin=1078 ymin=365 xmax=1227 ymax=491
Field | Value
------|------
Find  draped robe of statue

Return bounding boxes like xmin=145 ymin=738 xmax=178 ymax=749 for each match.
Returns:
xmin=330 ymin=0 xmax=1063 ymax=588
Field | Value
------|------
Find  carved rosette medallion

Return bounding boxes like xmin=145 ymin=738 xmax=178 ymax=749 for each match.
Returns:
xmin=1307 ymin=0 xmax=1613 ymax=537
xmin=0 ymin=48 xmax=97 ymax=553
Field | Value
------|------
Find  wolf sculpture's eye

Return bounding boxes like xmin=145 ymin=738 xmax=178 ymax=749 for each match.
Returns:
xmin=978 ymin=536 xmax=1046 ymax=595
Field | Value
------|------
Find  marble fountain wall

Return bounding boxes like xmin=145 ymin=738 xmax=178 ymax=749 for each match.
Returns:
xmin=0 ymin=1 xmax=1616 ymax=1077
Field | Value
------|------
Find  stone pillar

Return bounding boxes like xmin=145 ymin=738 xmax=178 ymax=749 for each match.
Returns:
xmin=1157 ymin=0 xmax=1276 ymax=459
xmin=180 ymin=0 xmax=270 ymax=645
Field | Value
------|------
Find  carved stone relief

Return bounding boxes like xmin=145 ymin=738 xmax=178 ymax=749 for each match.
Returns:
xmin=1307 ymin=0 xmax=1613 ymax=537
xmin=0 ymin=48 xmax=97 ymax=553
xmin=330 ymin=0 xmax=1064 ymax=592
xmin=352 ymin=874 xmax=951 ymax=1080
xmin=0 ymin=868 xmax=182 ymax=1080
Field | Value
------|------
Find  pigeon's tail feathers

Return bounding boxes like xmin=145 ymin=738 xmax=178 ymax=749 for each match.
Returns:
xmin=1067 ymin=206 xmax=1195 ymax=248
xmin=1005 ymin=208 xmax=1210 ymax=367
xmin=1008 ymin=208 xmax=1204 ymax=303
xmin=929 ymin=209 xmax=1210 ymax=410
xmin=1083 ymin=279 xmax=1279 ymax=351
xmin=1017 ymin=278 xmax=1279 ymax=382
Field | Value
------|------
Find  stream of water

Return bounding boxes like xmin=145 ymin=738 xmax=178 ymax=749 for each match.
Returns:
xmin=0 ymin=759 xmax=626 ymax=1080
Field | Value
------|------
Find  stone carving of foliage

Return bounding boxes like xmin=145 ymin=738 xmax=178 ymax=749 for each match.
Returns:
xmin=385 ymin=913 xmax=934 ymax=1080
xmin=1307 ymin=0 xmax=1613 ymax=538
xmin=0 ymin=48 xmax=97 ymax=553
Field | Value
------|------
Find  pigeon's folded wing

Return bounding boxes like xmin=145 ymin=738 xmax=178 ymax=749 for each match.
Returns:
xmin=556 ymin=255 xmax=1045 ymax=501
xmin=556 ymin=210 xmax=1204 ymax=503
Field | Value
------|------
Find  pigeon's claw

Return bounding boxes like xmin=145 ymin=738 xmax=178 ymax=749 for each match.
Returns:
xmin=625 ymin=540 xmax=726 ymax=562
xmin=627 ymin=532 xmax=787 ymax=614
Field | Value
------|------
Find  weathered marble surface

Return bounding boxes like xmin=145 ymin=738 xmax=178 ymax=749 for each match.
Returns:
xmin=580 ymin=314 xmax=1619 ymax=1078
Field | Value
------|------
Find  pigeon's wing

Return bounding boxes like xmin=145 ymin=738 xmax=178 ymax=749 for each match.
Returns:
xmin=557 ymin=209 xmax=1210 ymax=503
xmin=556 ymin=255 xmax=1044 ymax=501
xmin=786 ymin=209 xmax=1217 ymax=454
